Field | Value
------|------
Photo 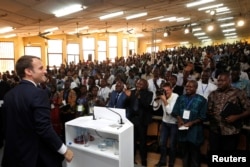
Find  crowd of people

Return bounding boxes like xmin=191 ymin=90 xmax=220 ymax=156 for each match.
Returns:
xmin=1 ymin=41 xmax=250 ymax=167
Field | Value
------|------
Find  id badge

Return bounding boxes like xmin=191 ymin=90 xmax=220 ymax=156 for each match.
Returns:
xmin=51 ymin=104 xmax=55 ymax=109
xmin=77 ymin=105 xmax=83 ymax=112
xmin=62 ymin=100 xmax=66 ymax=105
xmin=183 ymin=109 xmax=190 ymax=119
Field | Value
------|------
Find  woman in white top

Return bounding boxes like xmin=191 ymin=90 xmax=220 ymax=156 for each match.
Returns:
xmin=153 ymin=82 xmax=179 ymax=167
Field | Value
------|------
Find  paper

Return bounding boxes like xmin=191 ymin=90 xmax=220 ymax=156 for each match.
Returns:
xmin=183 ymin=109 xmax=190 ymax=119
xmin=178 ymin=125 xmax=189 ymax=130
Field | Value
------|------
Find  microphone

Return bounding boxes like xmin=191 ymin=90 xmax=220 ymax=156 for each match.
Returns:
xmin=105 ymin=107 xmax=124 ymax=124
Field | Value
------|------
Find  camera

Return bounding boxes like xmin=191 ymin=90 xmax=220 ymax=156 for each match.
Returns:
xmin=155 ymin=88 xmax=165 ymax=96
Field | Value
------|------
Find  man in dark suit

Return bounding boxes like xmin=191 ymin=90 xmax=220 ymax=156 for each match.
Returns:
xmin=0 ymin=74 xmax=11 ymax=148
xmin=125 ymin=79 xmax=153 ymax=167
xmin=2 ymin=55 xmax=73 ymax=167
xmin=108 ymin=80 xmax=127 ymax=109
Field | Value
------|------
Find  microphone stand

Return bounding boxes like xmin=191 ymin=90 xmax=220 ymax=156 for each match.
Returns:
xmin=105 ymin=107 xmax=124 ymax=124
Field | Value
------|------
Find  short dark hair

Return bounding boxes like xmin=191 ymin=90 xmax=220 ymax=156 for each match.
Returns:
xmin=162 ymin=82 xmax=172 ymax=88
xmin=15 ymin=55 xmax=40 ymax=79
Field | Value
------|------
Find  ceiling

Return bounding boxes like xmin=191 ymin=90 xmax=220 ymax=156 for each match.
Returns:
xmin=0 ymin=0 xmax=250 ymax=44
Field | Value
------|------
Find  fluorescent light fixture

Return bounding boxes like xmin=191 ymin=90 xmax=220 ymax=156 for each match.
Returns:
xmin=186 ymin=0 xmax=215 ymax=8
xmin=153 ymin=39 xmax=162 ymax=43
xmin=216 ymin=11 xmax=231 ymax=15
xmin=146 ymin=16 xmax=164 ymax=21
xmin=226 ymin=36 xmax=237 ymax=39
xmin=99 ymin=11 xmax=124 ymax=20
xmin=220 ymin=23 xmax=235 ymax=27
xmin=198 ymin=36 xmax=209 ymax=39
xmin=194 ymin=32 xmax=206 ymax=36
xmin=44 ymin=27 xmax=59 ymax=32
xmin=222 ymin=28 xmax=236 ymax=32
xmin=53 ymin=4 xmax=85 ymax=17
xmin=126 ymin=12 xmax=147 ymax=20
xmin=177 ymin=17 xmax=190 ymax=22
xmin=224 ymin=33 xmax=237 ymax=36
xmin=0 ymin=26 xmax=13 ymax=34
xmin=180 ymin=41 xmax=189 ymax=45
xmin=160 ymin=17 xmax=176 ymax=22
xmin=198 ymin=4 xmax=224 ymax=11
xmin=78 ymin=26 xmax=89 ymax=31
xmin=202 ymin=39 xmax=212 ymax=42
xmin=4 ymin=34 xmax=16 ymax=38
xmin=192 ymin=27 xmax=202 ymax=32
xmin=216 ymin=7 xmax=230 ymax=13
xmin=217 ymin=17 xmax=234 ymax=21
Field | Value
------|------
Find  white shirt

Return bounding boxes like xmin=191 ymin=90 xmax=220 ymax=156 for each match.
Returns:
xmin=196 ymin=80 xmax=217 ymax=99
xmin=153 ymin=93 xmax=178 ymax=124
xmin=98 ymin=86 xmax=111 ymax=101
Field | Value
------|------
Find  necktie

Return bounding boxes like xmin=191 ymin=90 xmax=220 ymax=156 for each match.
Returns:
xmin=114 ymin=92 xmax=120 ymax=107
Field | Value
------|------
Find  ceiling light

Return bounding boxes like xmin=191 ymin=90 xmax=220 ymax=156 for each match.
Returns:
xmin=207 ymin=25 xmax=214 ymax=31
xmin=99 ymin=11 xmax=124 ymax=20
xmin=78 ymin=26 xmax=89 ymax=31
xmin=217 ymin=17 xmax=234 ymax=21
xmin=224 ymin=33 xmax=237 ymax=36
xmin=216 ymin=11 xmax=231 ymax=15
xmin=146 ymin=16 xmax=164 ymax=21
xmin=4 ymin=34 xmax=16 ymax=38
xmin=237 ymin=19 xmax=245 ymax=27
xmin=53 ymin=4 xmax=85 ymax=17
xmin=159 ymin=17 xmax=176 ymax=22
xmin=184 ymin=27 xmax=192 ymax=34
xmin=222 ymin=28 xmax=236 ymax=32
xmin=210 ymin=10 xmax=216 ymax=15
xmin=198 ymin=36 xmax=209 ymax=39
xmin=186 ymin=0 xmax=215 ymax=8
xmin=126 ymin=12 xmax=147 ymax=20
xmin=226 ymin=36 xmax=238 ymax=39
xmin=220 ymin=23 xmax=235 ymax=27
xmin=202 ymin=39 xmax=212 ymax=42
xmin=216 ymin=7 xmax=230 ymax=13
xmin=0 ymin=26 xmax=13 ymax=34
xmin=192 ymin=27 xmax=202 ymax=32
xmin=43 ymin=27 xmax=59 ymax=32
xmin=198 ymin=4 xmax=224 ymax=11
xmin=163 ymin=30 xmax=170 ymax=37
xmin=153 ymin=39 xmax=162 ymax=43
xmin=194 ymin=32 xmax=206 ymax=36
xmin=180 ymin=41 xmax=189 ymax=45
xmin=177 ymin=17 xmax=190 ymax=22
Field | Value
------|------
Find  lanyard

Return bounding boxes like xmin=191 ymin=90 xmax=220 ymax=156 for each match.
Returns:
xmin=185 ymin=96 xmax=194 ymax=109
xmin=201 ymin=84 xmax=208 ymax=94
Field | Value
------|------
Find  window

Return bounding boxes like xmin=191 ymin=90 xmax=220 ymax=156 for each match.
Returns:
xmin=109 ymin=35 xmax=117 ymax=62
xmin=83 ymin=37 xmax=95 ymax=62
xmin=122 ymin=38 xmax=128 ymax=58
xmin=0 ymin=42 xmax=14 ymax=72
xmin=146 ymin=46 xmax=159 ymax=53
xmin=24 ymin=46 xmax=41 ymax=58
xmin=67 ymin=43 xmax=80 ymax=64
xmin=129 ymin=41 xmax=135 ymax=56
xmin=47 ymin=40 xmax=63 ymax=67
xmin=97 ymin=40 xmax=106 ymax=63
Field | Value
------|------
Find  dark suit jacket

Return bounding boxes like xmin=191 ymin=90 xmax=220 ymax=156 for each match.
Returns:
xmin=108 ymin=91 xmax=127 ymax=109
xmin=2 ymin=80 xmax=64 ymax=167
xmin=127 ymin=89 xmax=153 ymax=125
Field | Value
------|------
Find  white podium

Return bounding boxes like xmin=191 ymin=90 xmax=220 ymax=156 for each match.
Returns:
xmin=65 ymin=106 xmax=134 ymax=167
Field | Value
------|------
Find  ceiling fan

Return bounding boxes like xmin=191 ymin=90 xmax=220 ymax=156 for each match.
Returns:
xmin=74 ymin=22 xmax=90 ymax=38
xmin=126 ymin=22 xmax=133 ymax=34
xmin=37 ymin=20 xmax=50 ymax=40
